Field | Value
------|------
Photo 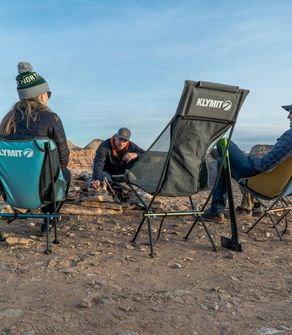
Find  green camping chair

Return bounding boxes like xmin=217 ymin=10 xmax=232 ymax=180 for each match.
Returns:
xmin=0 ymin=138 xmax=67 ymax=253
xmin=241 ymin=157 xmax=292 ymax=239
xmin=112 ymin=80 xmax=249 ymax=256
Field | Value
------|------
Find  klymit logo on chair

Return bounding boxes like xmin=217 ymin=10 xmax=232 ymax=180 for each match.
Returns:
xmin=196 ymin=98 xmax=233 ymax=111
xmin=0 ymin=148 xmax=34 ymax=158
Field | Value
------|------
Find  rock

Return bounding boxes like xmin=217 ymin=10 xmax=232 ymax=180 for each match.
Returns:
xmin=226 ymin=251 xmax=235 ymax=259
xmin=230 ymin=276 xmax=240 ymax=281
xmin=84 ymin=139 xmax=102 ymax=151
xmin=168 ymin=262 xmax=182 ymax=269
xmin=249 ymin=145 xmax=273 ymax=157
xmin=200 ymin=304 xmax=208 ymax=311
xmin=214 ymin=302 xmax=219 ymax=311
xmin=60 ymin=268 xmax=78 ymax=274
xmin=81 ymin=201 xmax=122 ymax=211
xmin=0 ymin=308 xmax=24 ymax=318
xmin=67 ymin=140 xmax=81 ymax=150
xmin=80 ymin=292 xmax=100 ymax=308
xmin=61 ymin=204 xmax=122 ymax=215
xmin=224 ymin=302 xmax=232 ymax=309
xmin=0 ymin=202 xmax=14 ymax=213
xmin=256 ymin=327 xmax=286 ymax=334
xmin=5 ymin=237 xmax=32 ymax=247
xmin=68 ymin=148 xmax=96 ymax=172
xmin=80 ymin=194 xmax=113 ymax=203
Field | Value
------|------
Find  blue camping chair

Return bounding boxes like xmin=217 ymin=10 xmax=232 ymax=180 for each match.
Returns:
xmin=0 ymin=138 xmax=67 ymax=253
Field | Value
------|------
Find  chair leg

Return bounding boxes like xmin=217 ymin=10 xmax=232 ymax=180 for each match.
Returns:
xmin=53 ymin=219 xmax=60 ymax=244
xmin=155 ymin=216 xmax=166 ymax=243
xmin=200 ymin=218 xmax=217 ymax=251
xmin=266 ymin=212 xmax=283 ymax=241
xmin=131 ymin=216 xmax=146 ymax=243
xmin=184 ymin=216 xmax=200 ymax=240
xmin=245 ymin=212 xmax=267 ymax=234
xmin=44 ymin=218 xmax=52 ymax=254
xmin=147 ymin=217 xmax=154 ymax=258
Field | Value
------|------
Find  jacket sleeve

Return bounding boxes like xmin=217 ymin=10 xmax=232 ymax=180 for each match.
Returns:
xmin=129 ymin=142 xmax=145 ymax=158
xmin=92 ymin=144 xmax=108 ymax=181
xmin=251 ymin=129 xmax=292 ymax=172
xmin=49 ymin=114 xmax=70 ymax=169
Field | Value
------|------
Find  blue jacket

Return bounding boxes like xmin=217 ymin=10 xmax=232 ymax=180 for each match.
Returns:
xmin=251 ymin=128 xmax=292 ymax=172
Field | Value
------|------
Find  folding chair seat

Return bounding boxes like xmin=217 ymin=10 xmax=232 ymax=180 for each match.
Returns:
xmin=241 ymin=157 xmax=292 ymax=239
xmin=113 ymin=80 xmax=249 ymax=256
xmin=0 ymin=138 xmax=67 ymax=253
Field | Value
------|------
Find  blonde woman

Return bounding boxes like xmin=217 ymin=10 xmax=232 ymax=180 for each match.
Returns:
xmin=0 ymin=62 xmax=71 ymax=228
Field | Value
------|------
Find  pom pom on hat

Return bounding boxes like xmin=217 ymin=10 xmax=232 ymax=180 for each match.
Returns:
xmin=18 ymin=62 xmax=33 ymax=73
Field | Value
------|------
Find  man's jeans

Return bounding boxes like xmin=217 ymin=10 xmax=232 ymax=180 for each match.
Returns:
xmin=210 ymin=141 xmax=258 ymax=214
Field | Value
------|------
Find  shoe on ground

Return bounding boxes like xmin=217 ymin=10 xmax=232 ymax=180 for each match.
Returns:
xmin=252 ymin=203 xmax=264 ymax=216
xmin=236 ymin=206 xmax=252 ymax=218
xmin=202 ymin=209 xmax=226 ymax=223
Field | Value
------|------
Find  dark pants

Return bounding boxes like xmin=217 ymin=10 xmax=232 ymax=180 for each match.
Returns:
xmin=210 ymin=141 xmax=258 ymax=214
xmin=42 ymin=167 xmax=71 ymax=213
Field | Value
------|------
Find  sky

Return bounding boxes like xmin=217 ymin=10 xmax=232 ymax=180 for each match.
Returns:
xmin=0 ymin=0 xmax=291 ymax=151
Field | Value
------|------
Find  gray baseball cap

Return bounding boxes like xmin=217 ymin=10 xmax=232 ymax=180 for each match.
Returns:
xmin=116 ymin=127 xmax=131 ymax=141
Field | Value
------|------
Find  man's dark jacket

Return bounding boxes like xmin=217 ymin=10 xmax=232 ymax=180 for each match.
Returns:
xmin=1 ymin=109 xmax=69 ymax=169
xmin=93 ymin=138 xmax=144 ymax=181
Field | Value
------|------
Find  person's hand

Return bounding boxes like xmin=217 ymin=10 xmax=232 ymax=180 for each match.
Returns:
xmin=123 ymin=152 xmax=138 ymax=163
xmin=91 ymin=179 xmax=101 ymax=191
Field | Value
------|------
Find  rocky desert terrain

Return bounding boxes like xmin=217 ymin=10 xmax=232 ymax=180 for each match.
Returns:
xmin=0 ymin=141 xmax=290 ymax=335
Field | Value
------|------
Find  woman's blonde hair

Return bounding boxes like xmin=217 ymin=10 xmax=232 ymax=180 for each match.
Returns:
xmin=0 ymin=98 xmax=51 ymax=135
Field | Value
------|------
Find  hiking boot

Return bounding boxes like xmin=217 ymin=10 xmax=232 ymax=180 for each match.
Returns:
xmin=252 ymin=202 xmax=264 ymax=216
xmin=236 ymin=206 xmax=252 ymax=218
xmin=202 ymin=209 xmax=226 ymax=223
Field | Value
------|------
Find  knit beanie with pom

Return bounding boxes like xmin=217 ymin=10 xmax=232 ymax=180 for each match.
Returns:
xmin=16 ymin=62 xmax=50 ymax=99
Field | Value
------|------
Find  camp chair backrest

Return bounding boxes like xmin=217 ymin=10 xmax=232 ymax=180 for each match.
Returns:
xmin=0 ymin=139 xmax=67 ymax=210
xmin=128 ymin=80 xmax=249 ymax=196
xmin=245 ymin=157 xmax=292 ymax=199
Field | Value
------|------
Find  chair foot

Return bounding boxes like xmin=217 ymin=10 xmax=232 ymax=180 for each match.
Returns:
xmin=53 ymin=239 xmax=60 ymax=244
xmin=44 ymin=249 xmax=52 ymax=254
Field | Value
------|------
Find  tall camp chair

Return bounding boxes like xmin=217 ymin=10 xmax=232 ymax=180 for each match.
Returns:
xmin=113 ymin=80 xmax=249 ymax=256
xmin=241 ymin=157 xmax=292 ymax=239
xmin=0 ymin=138 xmax=67 ymax=254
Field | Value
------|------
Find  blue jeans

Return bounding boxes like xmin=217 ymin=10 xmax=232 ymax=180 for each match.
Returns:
xmin=210 ymin=141 xmax=258 ymax=214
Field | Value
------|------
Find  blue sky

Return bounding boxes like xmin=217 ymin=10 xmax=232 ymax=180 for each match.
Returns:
xmin=0 ymin=0 xmax=291 ymax=151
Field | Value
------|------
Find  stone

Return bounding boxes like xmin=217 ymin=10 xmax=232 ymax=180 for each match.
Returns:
xmin=60 ymin=268 xmax=78 ymax=274
xmin=168 ymin=262 xmax=182 ymax=269
xmin=0 ymin=308 xmax=24 ymax=318
xmin=226 ymin=251 xmax=235 ymax=259
xmin=80 ymin=292 xmax=101 ymax=308
xmin=200 ymin=304 xmax=208 ymax=311
xmin=5 ymin=237 xmax=32 ymax=247
xmin=61 ymin=204 xmax=122 ymax=215
xmin=256 ymin=327 xmax=285 ymax=334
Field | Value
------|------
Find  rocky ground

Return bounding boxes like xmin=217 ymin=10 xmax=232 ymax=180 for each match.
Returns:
xmin=0 ymin=186 xmax=291 ymax=335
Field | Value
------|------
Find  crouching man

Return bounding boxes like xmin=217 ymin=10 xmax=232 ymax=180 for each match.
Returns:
xmin=91 ymin=127 xmax=144 ymax=201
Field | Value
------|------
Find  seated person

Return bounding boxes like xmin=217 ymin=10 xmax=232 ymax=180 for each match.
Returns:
xmin=92 ymin=127 xmax=144 ymax=200
xmin=0 ymin=62 xmax=71 ymax=224
xmin=204 ymin=105 xmax=292 ymax=222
